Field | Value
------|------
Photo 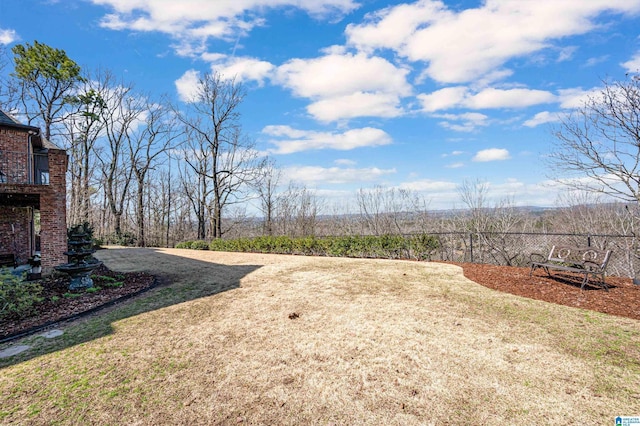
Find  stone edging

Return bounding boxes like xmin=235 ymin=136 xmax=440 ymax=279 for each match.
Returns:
xmin=0 ymin=277 xmax=159 ymax=345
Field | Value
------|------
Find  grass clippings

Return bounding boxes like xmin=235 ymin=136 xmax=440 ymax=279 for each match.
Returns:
xmin=0 ymin=247 xmax=639 ymax=425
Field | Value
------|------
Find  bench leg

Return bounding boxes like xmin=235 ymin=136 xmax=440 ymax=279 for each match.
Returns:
xmin=580 ymin=273 xmax=589 ymax=291
xmin=600 ymin=273 xmax=609 ymax=292
xmin=530 ymin=263 xmax=550 ymax=278
xmin=580 ymin=272 xmax=609 ymax=291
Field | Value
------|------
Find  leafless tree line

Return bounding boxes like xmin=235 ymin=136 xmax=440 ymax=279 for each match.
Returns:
xmin=3 ymin=43 xmax=640 ymax=263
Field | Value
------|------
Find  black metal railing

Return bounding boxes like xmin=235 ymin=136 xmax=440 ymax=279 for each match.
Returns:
xmin=0 ymin=150 xmax=49 ymax=185
xmin=425 ymin=231 xmax=639 ymax=278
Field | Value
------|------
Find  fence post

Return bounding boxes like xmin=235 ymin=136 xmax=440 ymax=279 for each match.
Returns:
xmin=469 ymin=233 xmax=474 ymax=263
xmin=587 ymin=234 xmax=591 ymax=247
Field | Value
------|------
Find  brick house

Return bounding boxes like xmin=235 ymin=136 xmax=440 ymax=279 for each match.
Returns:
xmin=0 ymin=109 xmax=68 ymax=270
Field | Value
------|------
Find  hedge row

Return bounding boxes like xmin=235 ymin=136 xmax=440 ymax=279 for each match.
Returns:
xmin=176 ymin=234 xmax=439 ymax=260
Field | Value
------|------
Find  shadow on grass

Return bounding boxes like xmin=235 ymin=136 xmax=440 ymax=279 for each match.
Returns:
xmin=0 ymin=247 xmax=262 ymax=368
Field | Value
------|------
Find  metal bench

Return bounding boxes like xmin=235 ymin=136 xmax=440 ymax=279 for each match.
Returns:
xmin=529 ymin=245 xmax=612 ymax=291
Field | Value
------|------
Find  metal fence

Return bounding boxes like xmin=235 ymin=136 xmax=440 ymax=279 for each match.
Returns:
xmin=426 ymin=232 xmax=639 ymax=278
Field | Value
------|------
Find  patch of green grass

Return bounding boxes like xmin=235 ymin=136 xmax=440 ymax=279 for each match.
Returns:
xmin=95 ymin=275 xmax=124 ymax=288
xmin=94 ymin=275 xmax=116 ymax=283
xmin=63 ymin=292 xmax=83 ymax=299
xmin=85 ymin=286 xmax=101 ymax=293
xmin=0 ymin=406 xmax=19 ymax=420
xmin=27 ymin=404 xmax=41 ymax=417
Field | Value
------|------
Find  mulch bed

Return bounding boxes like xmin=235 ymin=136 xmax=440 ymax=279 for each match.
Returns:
xmin=1 ymin=264 xmax=155 ymax=341
xmin=457 ymin=262 xmax=640 ymax=321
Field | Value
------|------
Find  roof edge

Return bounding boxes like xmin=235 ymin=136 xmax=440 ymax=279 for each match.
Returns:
xmin=0 ymin=109 xmax=40 ymax=133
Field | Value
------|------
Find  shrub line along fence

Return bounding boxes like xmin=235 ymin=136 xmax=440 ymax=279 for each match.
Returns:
xmin=176 ymin=232 xmax=640 ymax=278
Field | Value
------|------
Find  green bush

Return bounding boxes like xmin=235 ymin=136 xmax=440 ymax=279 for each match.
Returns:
xmin=92 ymin=237 xmax=104 ymax=249
xmin=0 ymin=269 xmax=43 ymax=320
xmin=197 ymin=234 xmax=439 ymax=261
xmin=208 ymin=239 xmax=227 ymax=251
xmin=190 ymin=240 xmax=209 ymax=250
xmin=103 ymin=232 xmax=137 ymax=247
xmin=409 ymin=234 xmax=440 ymax=260
xmin=175 ymin=241 xmax=191 ymax=249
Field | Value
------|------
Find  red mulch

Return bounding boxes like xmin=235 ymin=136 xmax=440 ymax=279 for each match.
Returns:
xmin=456 ymin=262 xmax=640 ymax=321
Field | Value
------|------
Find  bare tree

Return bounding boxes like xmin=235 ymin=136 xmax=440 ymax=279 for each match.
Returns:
xmin=254 ymin=158 xmax=281 ymax=236
xmin=180 ymin=132 xmax=212 ymax=240
xmin=0 ymin=45 xmax=18 ymax=110
xmin=128 ymin=100 xmax=180 ymax=246
xmin=274 ymin=183 xmax=321 ymax=237
xmin=95 ymin=76 xmax=143 ymax=240
xmin=64 ymin=73 xmax=108 ymax=225
xmin=174 ymin=72 xmax=262 ymax=239
xmin=549 ymin=76 xmax=640 ymax=204
xmin=455 ymin=179 xmax=529 ymax=265
xmin=144 ymin=168 xmax=177 ymax=247
xmin=356 ymin=185 xmax=418 ymax=235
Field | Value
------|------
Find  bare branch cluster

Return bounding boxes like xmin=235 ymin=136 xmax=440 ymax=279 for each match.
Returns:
xmin=549 ymin=76 xmax=640 ymax=203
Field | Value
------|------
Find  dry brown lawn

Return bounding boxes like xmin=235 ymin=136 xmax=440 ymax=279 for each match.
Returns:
xmin=1 ymin=247 xmax=639 ymax=425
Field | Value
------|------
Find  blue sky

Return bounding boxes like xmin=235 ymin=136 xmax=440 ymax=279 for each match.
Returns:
xmin=1 ymin=0 xmax=640 ymax=210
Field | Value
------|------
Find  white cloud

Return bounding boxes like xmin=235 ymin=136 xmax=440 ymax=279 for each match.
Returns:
xmin=174 ymin=69 xmax=200 ymax=102
xmin=334 ymin=159 xmax=356 ymax=166
xmin=393 ymin=177 xmax=573 ymax=210
xmin=263 ymin=125 xmax=392 ymax=154
xmin=445 ymin=162 xmax=465 ymax=169
xmin=0 ymin=28 xmax=18 ymax=45
xmin=275 ymin=52 xmax=411 ymax=99
xmin=465 ymin=88 xmax=556 ymax=109
xmin=204 ymin=55 xmax=275 ymax=85
xmin=418 ymin=87 xmax=468 ymax=112
xmin=284 ymin=165 xmax=396 ymax=184
xmin=523 ymin=111 xmax=561 ymax=127
xmin=441 ymin=150 xmax=465 ymax=157
xmin=584 ymin=55 xmax=609 ymax=67
xmin=307 ymin=92 xmax=403 ymax=122
xmin=556 ymin=46 xmax=577 ymax=62
xmin=346 ymin=1 xmax=449 ymax=54
xmin=398 ymin=179 xmax=457 ymax=192
xmin=92 ymin=0 xmax=359 ymax=56
xmin=273 ymin=52 xmax=411 ymax=122
xmin=346 ymin=0 xmax=640 ymax=84
xmin=557 ymin=87 xmax=601 ymax=109
xmin=434 ymin=112 xmax=489 ymax=132
xmin=621 ymin=52 xmax=640 ymax=73
xmin=473 ymin=148 xmax=511 ymax=162
xmin=418 ymin=87 xmax=556 ymax=112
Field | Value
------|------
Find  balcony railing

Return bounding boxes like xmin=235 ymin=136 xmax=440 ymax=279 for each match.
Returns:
xmin=0 ymin=150 xmax=49 ymax=185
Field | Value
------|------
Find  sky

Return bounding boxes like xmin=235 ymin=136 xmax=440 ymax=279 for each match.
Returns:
xmin=1 ymin=0 xmax=640 ymax=211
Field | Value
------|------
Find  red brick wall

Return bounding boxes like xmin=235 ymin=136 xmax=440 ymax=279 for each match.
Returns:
xmin=0 ymin=206 xmax=31 ymax=264
xmin=0 ymin=127 xmax=30 ymax=183
xmin=1 ymin=127 xmax=68 ymax=269
xmin=40 ymin=149 xmax=68 ymax=268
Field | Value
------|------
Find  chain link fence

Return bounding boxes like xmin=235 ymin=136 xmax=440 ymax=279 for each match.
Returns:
xmin=426 ymin=232 xmax=639 ymax=278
